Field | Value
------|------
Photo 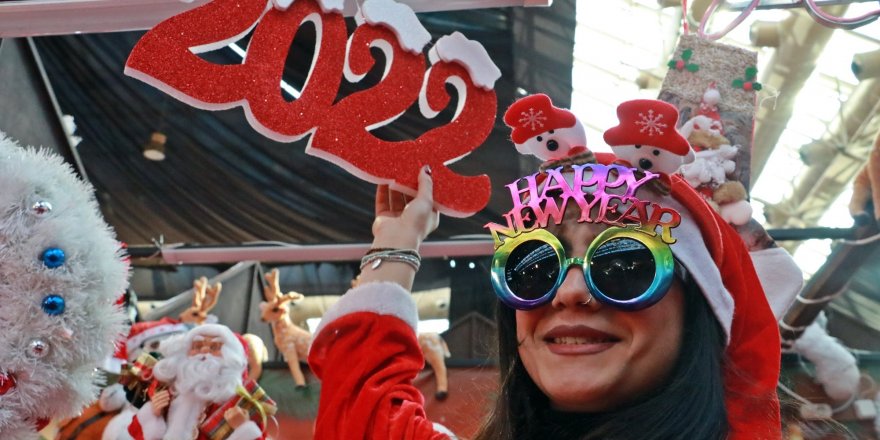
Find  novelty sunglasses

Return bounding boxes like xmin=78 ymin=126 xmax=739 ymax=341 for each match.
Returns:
xmin=490 ymin=227 xmax=686 ymax=311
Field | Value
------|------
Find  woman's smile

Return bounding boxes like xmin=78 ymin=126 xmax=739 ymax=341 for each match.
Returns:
xmin=543 ymin=324 xmax=621 ymax=355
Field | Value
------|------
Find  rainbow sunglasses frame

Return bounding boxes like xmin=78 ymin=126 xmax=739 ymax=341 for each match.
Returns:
xmin=486 ymin=162 xmax=684 ymax=311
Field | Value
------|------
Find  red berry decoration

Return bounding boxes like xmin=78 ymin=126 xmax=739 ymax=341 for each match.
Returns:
xmin=733 ymin=67 xmax=762 ymax=91
xmin=667 ymin=48 xmax=699 ymax=72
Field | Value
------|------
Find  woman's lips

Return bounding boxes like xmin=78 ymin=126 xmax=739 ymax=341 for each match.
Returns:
xmin=543 ymin=325 xmax=620 ymax=355
xmin=0 ymin=372 xmax=16 ymax=395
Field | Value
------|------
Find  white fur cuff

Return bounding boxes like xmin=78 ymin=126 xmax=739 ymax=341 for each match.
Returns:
xmin=314 ymin=281 xmax=418 ymax=338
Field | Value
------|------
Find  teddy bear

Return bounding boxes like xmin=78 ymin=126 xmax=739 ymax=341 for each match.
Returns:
xmin=603 ymin=99 xmax=695 ymax=177
xmin=503 ymin=93 xmax=591 ymax=166
xmin=0 ymin=133 xmax=128 ymax=439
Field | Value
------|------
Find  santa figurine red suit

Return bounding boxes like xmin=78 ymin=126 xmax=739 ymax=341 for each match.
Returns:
xmin=604 ymin=99 xmax=695 ymax=176
xmin=124 ymin=324 xmax=272 ymax=440
xmin=503 ymin=93 xmax=589 ymax=164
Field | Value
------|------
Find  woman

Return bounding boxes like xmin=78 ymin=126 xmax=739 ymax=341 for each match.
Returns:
xmin=308 ymin=155 xmax=782 ymax=438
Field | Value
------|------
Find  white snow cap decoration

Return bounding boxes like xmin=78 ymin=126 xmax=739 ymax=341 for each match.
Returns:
xmin=356 ymin=0 xmax=432 ymax=54
xmin=429 ymin=32 xmax=502 ymax=90
xmin=273 ymin=0 xmax=346 ymax=12
xmin=0 ymin=133 xmax=128 ymax=439
xmin=61 ymin=114 xmax=82 ymax=148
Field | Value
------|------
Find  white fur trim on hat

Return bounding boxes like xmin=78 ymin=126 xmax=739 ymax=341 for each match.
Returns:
xmin=749 ymin=247 xmax=803 ymax=319
xmin=314 ymin=281 xmax=418 ymax=339
xmin=657 ymin=195 xmax=734 ymax=342
xmin=126 ymin=322 xmax=190 ymax=354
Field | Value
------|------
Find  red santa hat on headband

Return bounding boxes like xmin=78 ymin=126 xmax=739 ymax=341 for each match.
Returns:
xmin=592 ymin=152 xmax=783 ymax=439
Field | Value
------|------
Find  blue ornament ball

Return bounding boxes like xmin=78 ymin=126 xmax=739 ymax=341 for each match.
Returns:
xmin=41 ymin=248 xmax=66 ymax=269
xmin=41 ymin=295 xmax=66 ymax=316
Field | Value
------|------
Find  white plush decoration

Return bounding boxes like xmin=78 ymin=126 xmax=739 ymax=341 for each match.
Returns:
xmin=0 ymin=134 xmax=128 ymax=438
xmin=719 ymin=199 xmax=753 ymax=225
xmin=680 ymin=145 xmax=738 ymax=188
xmin=793 ymin=314 xmax=860 ymax=402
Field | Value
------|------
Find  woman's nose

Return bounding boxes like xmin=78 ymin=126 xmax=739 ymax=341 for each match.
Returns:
xmin=551 ymin=264 xmax=596 ymax=309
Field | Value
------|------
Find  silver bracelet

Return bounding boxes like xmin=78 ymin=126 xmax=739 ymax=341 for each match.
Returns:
xmin=360 ymin=249 xmax=421 ymax=271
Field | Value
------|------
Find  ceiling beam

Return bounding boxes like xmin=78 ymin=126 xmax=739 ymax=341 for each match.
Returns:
xmin=750 ymin=7 xmax=845 ymax=184
xmin=764 ymin=78 xmax=880 ymax=254
xmin=0 ymin=0 xmax=552 ymax=38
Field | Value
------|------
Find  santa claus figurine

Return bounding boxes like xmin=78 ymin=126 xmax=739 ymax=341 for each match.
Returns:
xmin=503 ymin=93 xmax=590 ymax=164
xmin=677 ymin=83 xmax=754 ymax=226
xmin=604 ymin=99 xmax=695 ymax=176
xmin=124 ymin=324 xmax=274 ymax=440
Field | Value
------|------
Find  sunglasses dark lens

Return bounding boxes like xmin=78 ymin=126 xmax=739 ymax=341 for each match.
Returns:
xmin=590 ymin=238 xmax=655 ymax=301
xmin=505 ymin=240 xmax=559 ymax=300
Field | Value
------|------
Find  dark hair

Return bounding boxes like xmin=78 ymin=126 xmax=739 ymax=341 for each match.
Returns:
xmin=473 ymin=276 xmax=728 ymax=440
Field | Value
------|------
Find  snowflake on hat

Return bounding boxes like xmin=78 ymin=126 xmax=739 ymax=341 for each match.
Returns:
xmin=678 ymin=83 xmax=753 ymax=226
xmin=603 ymin=99 xmax=695 ymax=178
xmin=503 ymin=94 xmax=590 ymax=164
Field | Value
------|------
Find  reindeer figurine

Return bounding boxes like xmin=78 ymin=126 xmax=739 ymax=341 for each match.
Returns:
xmin=179 ymin=276 xmax=222 ymax=325
xmin=260 ymin=268 xmax=312 ymax=388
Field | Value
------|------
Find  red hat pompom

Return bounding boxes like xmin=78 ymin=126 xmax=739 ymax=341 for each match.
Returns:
xmin=504 ymin=94 xmax=577 ymax=144
xmin=604 ymin=99 xmax=690 ymax=155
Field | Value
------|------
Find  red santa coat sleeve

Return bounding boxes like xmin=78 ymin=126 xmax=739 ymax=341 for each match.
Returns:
xmin=308 ymin=281 xmax=449 ymax=440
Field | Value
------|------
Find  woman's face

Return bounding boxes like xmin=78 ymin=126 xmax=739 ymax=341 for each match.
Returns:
xmin=515 ymin=221 xmax=685 ymax=413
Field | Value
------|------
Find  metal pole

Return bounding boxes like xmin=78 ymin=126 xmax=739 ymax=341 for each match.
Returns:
xmin=727 ymin=0 xmax=875 ymax=10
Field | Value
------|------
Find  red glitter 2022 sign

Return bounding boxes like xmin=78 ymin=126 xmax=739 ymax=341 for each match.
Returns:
xmin=126 ymin=0 xmax=500 ymax=217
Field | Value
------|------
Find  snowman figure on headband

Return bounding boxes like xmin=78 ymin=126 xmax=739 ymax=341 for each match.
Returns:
xmin=604 ymin=99 xmax=695 ymax=178
xmin=503 ymin=94 xmax=590 ymax=166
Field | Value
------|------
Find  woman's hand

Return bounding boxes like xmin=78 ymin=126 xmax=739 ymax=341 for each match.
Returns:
xmin=371 ymin=166 xmax=440 ymax=250
xmin=356 ymin=166 xmax=439 ymax=290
